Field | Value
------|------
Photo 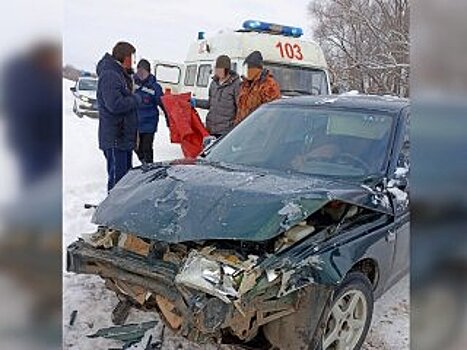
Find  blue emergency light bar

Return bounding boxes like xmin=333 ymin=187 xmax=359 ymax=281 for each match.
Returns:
xmin=242 ymin=20 xmax=303 ymax=38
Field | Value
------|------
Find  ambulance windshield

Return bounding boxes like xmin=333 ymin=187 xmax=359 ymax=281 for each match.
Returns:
xmin=264 ymin=63 xmax=328 ymax=96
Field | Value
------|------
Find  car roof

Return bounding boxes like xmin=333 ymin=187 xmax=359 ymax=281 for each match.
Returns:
xmin=270 ymin=94 xmax=410 ymax=114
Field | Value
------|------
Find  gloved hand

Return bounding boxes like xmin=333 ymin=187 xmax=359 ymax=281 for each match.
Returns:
xmin=190 ymin=97 xmax=196 ymax=108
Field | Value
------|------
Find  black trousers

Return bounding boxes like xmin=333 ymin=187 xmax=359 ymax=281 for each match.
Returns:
xmin=136 ymin=133 xmax=155 ymax=164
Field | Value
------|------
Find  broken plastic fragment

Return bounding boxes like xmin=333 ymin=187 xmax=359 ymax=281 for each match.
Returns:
xmin=87 ymin=321 xmax=158 ymax=346
xmin=266 ymin=269 xmax=279 ymax=283
xmin=175 ymin=251 xmax=238 ymax=303
xmin=275 ymin=223 xmax=315 ymax=252
xmin=238 ymin=268 xmax=261 ymax=295
xmin=118 ymin=233 xmax=151 ymax=257
xmin=82 ymin=229 xmax=118 ymax=248
xmin=155 ymin=295 xmax=182 ymax=330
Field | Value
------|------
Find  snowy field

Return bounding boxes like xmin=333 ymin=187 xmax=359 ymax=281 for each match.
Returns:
xmin=62 ymin=79 xmax=409 ymax=349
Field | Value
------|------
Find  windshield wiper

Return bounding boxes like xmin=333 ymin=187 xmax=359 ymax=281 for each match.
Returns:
xmin=362 ymin=174 xmax=383 ymax=186
xmin=281 ymin=89 xmax=313 ymax=96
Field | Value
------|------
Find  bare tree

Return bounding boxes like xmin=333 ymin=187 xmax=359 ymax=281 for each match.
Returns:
xmin=309 ymin=0 xmax=410 ymax=97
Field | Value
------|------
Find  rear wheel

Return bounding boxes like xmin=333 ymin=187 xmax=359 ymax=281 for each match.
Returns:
xmin=321 ymin=272 xmax=374 ymax=350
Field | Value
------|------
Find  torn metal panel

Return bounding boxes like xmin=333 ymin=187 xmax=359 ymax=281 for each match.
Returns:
xmin=67 ymin=239 xmax=320 ymax=345
xmin=92 ymin=160 xmax=393 ymax=243
xmin=260 ymin=212 xmax=393 ymax=294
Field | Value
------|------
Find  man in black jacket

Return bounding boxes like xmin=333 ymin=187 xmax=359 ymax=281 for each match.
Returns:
xmin=191 ymin=55 xmax=240 ymax=137
xmin=96 ymin=42 xmax=142 ymax=192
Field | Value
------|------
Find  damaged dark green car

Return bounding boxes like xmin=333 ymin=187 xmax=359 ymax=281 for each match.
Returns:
xmin=67 ymin=95 xmax=410 ymax=350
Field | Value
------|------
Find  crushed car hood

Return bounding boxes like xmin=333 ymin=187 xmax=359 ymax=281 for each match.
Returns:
xmin=92 ymin=161 xmax=392 ymax=243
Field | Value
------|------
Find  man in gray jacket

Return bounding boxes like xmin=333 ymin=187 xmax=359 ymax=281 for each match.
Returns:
xmin=192 ymin=55 xmax=240 ymax=137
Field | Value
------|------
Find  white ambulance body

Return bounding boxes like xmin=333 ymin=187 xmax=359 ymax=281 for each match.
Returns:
xmin=153 ymin=20 xmax=330 ymax=102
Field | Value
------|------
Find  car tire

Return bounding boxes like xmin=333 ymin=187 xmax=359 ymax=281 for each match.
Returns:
xmin=319 ymin=272 xmax=374 ymax=350
xmin=263 ymin=272 xmax=373 ymax=350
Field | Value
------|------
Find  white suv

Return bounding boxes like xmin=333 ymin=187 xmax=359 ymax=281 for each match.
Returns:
xmin=70 ymin=76 xmax=98 ymax=118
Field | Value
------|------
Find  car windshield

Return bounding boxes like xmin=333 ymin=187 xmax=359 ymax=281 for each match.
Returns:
xmin=206 ymin=105 xmax=394 ymax=179
xmin=264 ymin=62 xmax=328 ymax=96
xmin=78 ymin=79 xmax=97 ymax=91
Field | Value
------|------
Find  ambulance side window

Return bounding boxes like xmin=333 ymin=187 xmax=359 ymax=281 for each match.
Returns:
xmin=155 ymin=64 xmax=181 ymax=84
xmin=197 ymin=64 xmax=212 ymax=87
xmin=184 ymin=64 xmax=197 ymax=86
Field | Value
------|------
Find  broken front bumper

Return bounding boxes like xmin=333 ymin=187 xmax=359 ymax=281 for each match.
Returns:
xmin=67 ymin=239 xmax=323 ymax=344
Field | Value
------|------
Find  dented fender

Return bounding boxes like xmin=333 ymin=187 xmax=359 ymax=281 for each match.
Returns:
xmin=259 ymin=214 xmax=393 ymax=295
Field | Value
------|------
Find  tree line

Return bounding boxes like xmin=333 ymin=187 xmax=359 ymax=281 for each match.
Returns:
xmin=309 ymin=0 xmax=410 ymax=97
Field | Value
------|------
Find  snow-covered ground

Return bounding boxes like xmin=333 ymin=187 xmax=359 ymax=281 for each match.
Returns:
xmin=62 ymin=79 xmax=409 ymax=349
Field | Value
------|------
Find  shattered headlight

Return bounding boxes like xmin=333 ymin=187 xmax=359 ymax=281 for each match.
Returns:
xmin=175 ymin=251 xmax=239 ymax=303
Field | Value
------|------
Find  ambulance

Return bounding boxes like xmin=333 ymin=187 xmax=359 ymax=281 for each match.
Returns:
xmin=153 ymin=20 xmax=331 ymax=102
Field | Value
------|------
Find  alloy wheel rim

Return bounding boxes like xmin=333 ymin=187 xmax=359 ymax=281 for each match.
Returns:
xmin=322 ymin=289 xmax=368 ymax=350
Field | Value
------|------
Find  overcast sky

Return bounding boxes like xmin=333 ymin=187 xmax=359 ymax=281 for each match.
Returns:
xmin=64 ymin=0 xmax=314 ymax=71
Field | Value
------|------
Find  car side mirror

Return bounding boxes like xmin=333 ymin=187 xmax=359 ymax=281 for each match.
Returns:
xmin=70 ymin=86 xmax=76 ymax=93
xmin=203 ymin=135 xmax=217 ymax=151
xmin=389 ymin=167 xmax=409 ymax=191
xmin=391 ymin=177 xmax=408 ymax=191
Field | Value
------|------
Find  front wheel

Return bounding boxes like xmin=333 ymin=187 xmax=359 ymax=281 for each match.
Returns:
xmin=73 ymin=101 xmax=83 ymax=118
xmin=321 ymin=272 xmax=374 ymax=350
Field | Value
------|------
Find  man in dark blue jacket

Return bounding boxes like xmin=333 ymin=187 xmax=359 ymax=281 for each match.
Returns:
xmin=96 ymin=42 xmax=142 ymax=192
xmin=133 ymin=59 xmax=164 ymax=164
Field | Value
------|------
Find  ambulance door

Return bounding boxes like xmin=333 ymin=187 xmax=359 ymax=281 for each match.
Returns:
xmin=181 ymin=63 xmax=197 ymax=96
xmin=193 ymin=61 xmax=213 ymax=100
xmin=153 ymin=60 xmax=184 ymax=94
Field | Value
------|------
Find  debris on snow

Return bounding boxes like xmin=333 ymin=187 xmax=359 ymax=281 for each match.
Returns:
xmin=87 ymin=321 xmax=158 ymax=349
xmin=69 ymin=310 xmax=78 ymax=326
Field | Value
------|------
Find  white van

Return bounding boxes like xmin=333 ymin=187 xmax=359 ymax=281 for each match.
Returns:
xmin=153 ymin=20 xmax=330 ymax=101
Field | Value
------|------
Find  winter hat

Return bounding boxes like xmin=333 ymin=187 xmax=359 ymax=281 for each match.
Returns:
xmin=244 ymin=51 xmax=263 ymax=69
xmin=137 ymin=59 xmax=151 ymax=72
xmin=215 ymin=55 xmax=231 ymax=69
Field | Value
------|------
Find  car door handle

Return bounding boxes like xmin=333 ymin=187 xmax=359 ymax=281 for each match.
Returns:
xmin=386 ymin=230 xmax=396 ymax=243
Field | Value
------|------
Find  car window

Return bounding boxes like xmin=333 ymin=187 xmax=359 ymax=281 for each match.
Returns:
xmin=155 ymin=64 xmax=181 ymax=84
xmin=207 ymin=106 xmax=394 ymax=179
xmin=197 ymin=64 xmax=212 ymax=87
xmin=78 ymin=79 xmax=97 ymax=91
xmin=264 ymin=62 xmax=328 ymax=96
xmin=184 ymin=64 xmax=197 ymax=86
